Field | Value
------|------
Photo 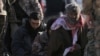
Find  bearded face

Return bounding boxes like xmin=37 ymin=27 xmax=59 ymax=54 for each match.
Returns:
xmin=64 ymin=3 xmax=81 ymax=25
xmin=65 ymin=12 xmax=80 ymax=25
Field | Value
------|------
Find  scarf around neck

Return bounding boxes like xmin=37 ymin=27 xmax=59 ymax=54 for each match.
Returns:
xmin=51 ymin=15 xmax=84 ymax=56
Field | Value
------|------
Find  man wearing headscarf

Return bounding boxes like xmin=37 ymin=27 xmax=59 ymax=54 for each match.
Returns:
xmin=47 ymin=3 xmax=88 ymax=56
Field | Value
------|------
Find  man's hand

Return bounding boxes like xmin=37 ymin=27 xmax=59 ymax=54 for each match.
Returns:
xmin=70 ymin=44 xmax=81 ymax=52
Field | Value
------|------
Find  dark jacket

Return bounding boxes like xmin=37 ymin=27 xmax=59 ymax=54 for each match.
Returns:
xmin=47 ymin=26 xmax=88 ymax=56
xmin=11 ymin=21 xmax=45 ymax=56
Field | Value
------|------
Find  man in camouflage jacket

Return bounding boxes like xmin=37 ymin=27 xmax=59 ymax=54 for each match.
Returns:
xmin=82 ymin=0 xmax=100 ymax=56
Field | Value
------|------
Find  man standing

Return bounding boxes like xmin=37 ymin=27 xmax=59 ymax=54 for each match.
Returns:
xmin=82 ymin=0 xmax=100 ymax=56
xmin=7 ymin=0 xmax=43 ymax=26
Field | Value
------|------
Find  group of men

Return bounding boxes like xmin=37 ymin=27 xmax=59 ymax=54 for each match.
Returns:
xmin=0 ymin=0 xmax=100 ymax=56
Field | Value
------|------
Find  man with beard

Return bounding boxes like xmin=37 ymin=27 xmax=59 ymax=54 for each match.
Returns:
xmin=47 ymin=3 xmax=88 ymax=56
xmin=11 ymin=12 xmax=45 ymax=56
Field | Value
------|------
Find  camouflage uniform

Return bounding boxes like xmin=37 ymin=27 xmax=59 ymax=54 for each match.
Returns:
xmin=7 ymin=0 xmax=43 ymax=24
xmin=84 ymin=39 xmax=96 ymax=56
xmin=82 ymin=0 xmax=100 ymax=56
xmin=6 ymin=0 xmax=43 ymax=42
xmin=32 ymin=32 xmax=48 ymax=56
xmin=18 ymin=0 xmax=43 ymax=18
xmin=84 ymin=30 xmax=96 ymax=56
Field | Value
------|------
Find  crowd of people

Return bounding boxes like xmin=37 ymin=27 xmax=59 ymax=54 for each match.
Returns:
xmin=0 ymin=0 xmax=99 ymax=56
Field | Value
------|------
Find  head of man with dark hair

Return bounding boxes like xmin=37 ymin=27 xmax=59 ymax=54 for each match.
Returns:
xmin=29 ymin=12 xmax=42 ymax=29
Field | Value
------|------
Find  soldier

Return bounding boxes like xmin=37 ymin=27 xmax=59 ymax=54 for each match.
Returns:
xmin=5 ymin=0 xmax=43 ymax=37
xmin=7 ymin=0 xmax=43 ymax=26
xmin=82 ymin=0 xmax=100 ymax=56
